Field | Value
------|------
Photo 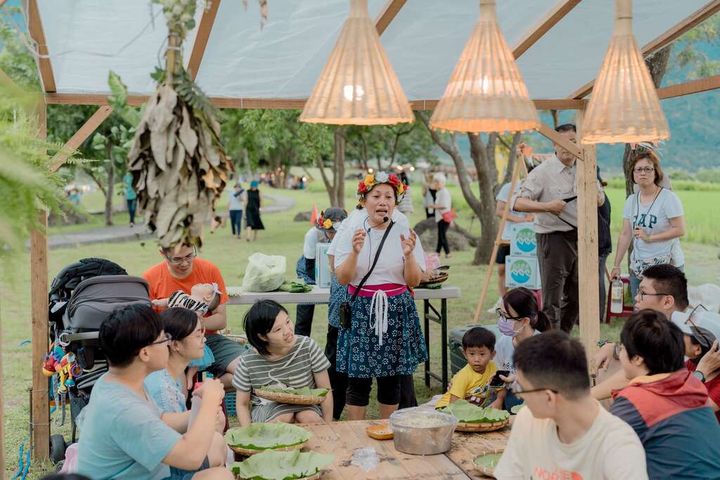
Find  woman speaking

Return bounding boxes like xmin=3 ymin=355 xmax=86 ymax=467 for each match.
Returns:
xmin=333 ymin=172 xmax=427 ymax=420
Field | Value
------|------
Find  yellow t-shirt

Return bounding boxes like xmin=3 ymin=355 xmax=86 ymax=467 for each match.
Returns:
xmin=436 ymin=361 xmax=497 ymax=409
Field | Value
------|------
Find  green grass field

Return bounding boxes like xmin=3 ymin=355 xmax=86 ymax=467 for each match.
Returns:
xmin=2 ymin=178 xmax=719 ymax=477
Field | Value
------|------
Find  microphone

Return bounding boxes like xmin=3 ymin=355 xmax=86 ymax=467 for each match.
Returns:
xmin=382 ymin=216 xmax=389 ymax=223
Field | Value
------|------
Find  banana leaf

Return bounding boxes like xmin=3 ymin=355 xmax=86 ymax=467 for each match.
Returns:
xmin=260 ymin=386 xmax=329 ymax=397
xmin=439 ymin=399 xmax=510 ymax=423
xmin=225 ymin=423 xmax=310 ymax=451
xmin=278 ymin=281 xmax=313 ymax=293
xmin=232 ymin=450 xmax=334 ymax=480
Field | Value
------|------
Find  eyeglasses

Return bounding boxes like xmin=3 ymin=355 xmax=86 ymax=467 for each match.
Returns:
xmin=636 ymin=289 xmax=670 ymax=301
xmin=150 ymin=333 xmax=173 ymax=346
xmin=633 ymin=167 xmax=655 ymax=174
xmin=165 ymin=248 xmax=197 ymax=265
xmin=511 ymin=383 xmax=558 ymax=396
xmin=496 ymin=308 xmax=523 ymax=322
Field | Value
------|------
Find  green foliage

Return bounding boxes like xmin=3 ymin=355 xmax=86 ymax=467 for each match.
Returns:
xmin=231 ymin=450 xmax=334 ymax=480
xmin=439 ymin=399 xmax=510 ymax=423
xmin=696 ymin=168 xmax=720 ymax=183
xmin=225 ymin=424 xmax=310 ymax=450
xmin=673 ymin=14 xmax=720 ymax=79
xmin=345 ymin=122 xmax=437 ymax=169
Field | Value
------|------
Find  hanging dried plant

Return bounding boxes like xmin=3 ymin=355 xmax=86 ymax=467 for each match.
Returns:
xmin=129 ymin=0 xmax=268 ymax=249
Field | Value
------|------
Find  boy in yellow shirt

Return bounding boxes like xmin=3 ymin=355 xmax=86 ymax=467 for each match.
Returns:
xmin=436 ymin=327 xmax=503 ymax=409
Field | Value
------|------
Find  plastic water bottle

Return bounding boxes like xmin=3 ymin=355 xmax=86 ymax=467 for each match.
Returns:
xmin=188 ymin=383 xmax=202 ymax=428
xmin=610 ymin=278 xmax=624 ymax=314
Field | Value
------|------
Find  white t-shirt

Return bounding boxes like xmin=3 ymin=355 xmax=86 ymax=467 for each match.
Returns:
xmin=495 ymin=405 xmax=648 ymax=480
xmin=494 ymin=331 xmax=541 ymax=376
xmin=434 ymin=187 xmax=452 ymax=223
xmin=334 ymin=209 xmax=426 ymax=285
xmin=496 ymin=182 xmax=523 ymax=241
xmin=228 ymin=188 xmax=245 ymax=210
xmin=622 ymin=188 xmax=684 ymax=265
xmin=328 ymin=208 xmax=363 ymax=256
xmin=303 ymin=227 xmax=330 ymax=259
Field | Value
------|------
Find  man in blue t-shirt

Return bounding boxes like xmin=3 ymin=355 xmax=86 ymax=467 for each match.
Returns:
xmin=77 ymin=304 xmax=232 ymax=480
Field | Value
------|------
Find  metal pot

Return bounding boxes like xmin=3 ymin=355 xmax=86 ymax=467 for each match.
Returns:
xmin=389 ymin=407 xmax=457 ymax=455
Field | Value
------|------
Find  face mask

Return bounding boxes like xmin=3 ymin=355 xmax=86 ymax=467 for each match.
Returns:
xmin=497 ymin=317 xmax=520 ymax=337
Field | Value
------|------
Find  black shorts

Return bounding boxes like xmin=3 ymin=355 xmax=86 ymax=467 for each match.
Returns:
xmin=495 ymin=244 xmax=511 ymax=264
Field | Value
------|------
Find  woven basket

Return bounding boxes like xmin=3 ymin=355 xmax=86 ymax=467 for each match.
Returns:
xmin=254 ymin=389 xmax=326 ymax=406
xmin=455 ymin=417 xmax=509 ymax=433
xmin=420 ymin=270 xmax=449 ymax=287
xmin=230 ymin=441 xmax=306 ymax=457
xmin=473 ymin=448 xmax=505 ymax=478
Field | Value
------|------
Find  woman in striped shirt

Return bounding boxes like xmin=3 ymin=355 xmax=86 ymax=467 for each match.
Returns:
xmin=232 ymin=300 xmax=333 ymax=426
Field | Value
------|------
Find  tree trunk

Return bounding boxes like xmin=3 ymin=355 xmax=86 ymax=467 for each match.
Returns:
xmin=105 ymin=149 xmax=115 ymax=226
xmin=469 ymin=133 xmax=499 ymax=265
xmin=622 ymin=45 xmax=672 ymax=196
xmin=334 ymin=128 xmax=346 ymax=209
xmin=500 ymin=133 xmax=522 ymax=189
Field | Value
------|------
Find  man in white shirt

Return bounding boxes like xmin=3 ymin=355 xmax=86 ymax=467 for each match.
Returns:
xmin=495 ymin=330 xmax=648 ymax=480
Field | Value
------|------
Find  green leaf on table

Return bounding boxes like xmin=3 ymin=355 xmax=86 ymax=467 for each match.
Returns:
xmin=225 ymin=424 xmax=311 ymax=450
xmin=261 ymin=386 xmax=329 ymax=397
xmin=473 ymin=452 xmax=502 ymax=469
xmin=232 ymin=450 xmax=334 ymax=480
xmin=439 ymin=399 xmax=510 ymax=423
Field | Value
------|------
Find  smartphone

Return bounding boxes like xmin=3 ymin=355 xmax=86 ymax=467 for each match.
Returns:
xmin=490 ymin=370 xmax=510 ymax=388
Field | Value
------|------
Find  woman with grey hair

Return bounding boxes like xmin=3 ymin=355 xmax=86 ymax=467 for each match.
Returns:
xmin=429 ymin=172 xmax=452 ymax=258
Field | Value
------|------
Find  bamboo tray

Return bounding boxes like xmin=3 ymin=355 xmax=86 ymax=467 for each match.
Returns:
xmin=473 ymin=448 xmax=505 ymax=478
xmin=255 ymin=389 xmax=326 ymax=406
xmin=455 ymin=418 xmax=509 ymax=433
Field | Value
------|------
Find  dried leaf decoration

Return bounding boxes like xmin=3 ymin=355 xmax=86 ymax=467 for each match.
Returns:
xmin=129 ymin=0 xmax=267 ymax=249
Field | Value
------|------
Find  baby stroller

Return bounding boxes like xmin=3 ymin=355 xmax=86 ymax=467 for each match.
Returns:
xmin=45 ymin=258 xmax=151 ymax=463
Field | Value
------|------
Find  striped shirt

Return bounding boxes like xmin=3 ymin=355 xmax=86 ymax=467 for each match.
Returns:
xmin=232 ymin=336 xmax=330 ymax=393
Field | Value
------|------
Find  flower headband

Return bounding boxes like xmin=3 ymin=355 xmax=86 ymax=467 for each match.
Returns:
xmin=357 ymin=172 xmax=407 ymax=200
xmin=317 ymin=215 xmax=339 ymax=231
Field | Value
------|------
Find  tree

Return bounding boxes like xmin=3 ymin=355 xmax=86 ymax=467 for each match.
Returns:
xmin=344 ymin=122 xmax=436 ymax=171
xmin=417 ymin=111 xmax=520 ymax=265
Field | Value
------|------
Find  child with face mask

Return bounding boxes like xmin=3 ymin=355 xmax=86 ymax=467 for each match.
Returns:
xmin=495 ymin=287 xmax=551 ymax=410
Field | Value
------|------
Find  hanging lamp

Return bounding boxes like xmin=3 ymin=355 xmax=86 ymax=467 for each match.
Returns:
xmin=300 ymin=0 xmax=413 ymax=125
xmin=581 ymin=0 xmax=669 ymax=144
xmin=429 ymin=0 xmax=539 ymax=133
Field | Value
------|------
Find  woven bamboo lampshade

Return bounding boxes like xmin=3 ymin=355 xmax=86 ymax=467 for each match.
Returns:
xmin=300 ymin=0 xmax=413 ymax=125
xmin=429 ymin=0 xmax=539 ymax=134
xmin=581 ymin=0 xmax=669 ymax=144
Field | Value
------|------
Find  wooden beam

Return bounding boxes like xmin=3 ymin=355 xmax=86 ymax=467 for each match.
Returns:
xmin=575 ymin=107 xmax=600 ymax=363
xmin=537 ymin=123 xmax=583 ymax=159
xmin=513 ymin=0 xmax=581 ymax=59
xmin=571 ymin=0 xmax=720 ymax=99
xmin=50 ymin=105 xmax=114 ymax=172
xmin=657 ymin=74 xmax=720 ymax=99
xmin=375 ymin=0 xmax=407 ymax=35
xmin=31 ymin=100 xmax=50 ymax=461
xmin=27 ymin=0 xmax=56 ymax=93
xmin=187 ymin=0 xmax=221 ymax=80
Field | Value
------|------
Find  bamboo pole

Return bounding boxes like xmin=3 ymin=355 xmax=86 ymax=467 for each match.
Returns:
xmin=472 ymin=155 xmax=527 ymax=323
xmin=576 ymin=108 xmax=600 ymax=361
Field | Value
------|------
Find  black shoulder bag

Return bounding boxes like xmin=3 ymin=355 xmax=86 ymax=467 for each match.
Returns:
xmin=339 ymin=221 xmax=395 ymax=329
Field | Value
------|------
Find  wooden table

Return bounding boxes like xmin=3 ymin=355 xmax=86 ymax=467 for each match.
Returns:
xmin=301 ymin=420 xmax=509 ymax=480
xmin=227 ymin=286 xmax=462 ymax=390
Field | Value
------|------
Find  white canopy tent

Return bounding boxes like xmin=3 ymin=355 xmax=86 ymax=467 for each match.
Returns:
xmin=21 ymin=0 xmax=720 ymax=460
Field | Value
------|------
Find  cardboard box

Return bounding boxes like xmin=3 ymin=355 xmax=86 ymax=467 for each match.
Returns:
xmin=314 ymin=243 xmax=331 ymax=288
xmin=509 ymin=222 xmax=537 ymax=256
xmin=506 ymin=255 xmax=542 ymax=289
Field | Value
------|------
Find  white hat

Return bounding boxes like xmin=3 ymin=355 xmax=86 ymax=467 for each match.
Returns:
xmin=671 ymin=309 xmax=720 ymax=348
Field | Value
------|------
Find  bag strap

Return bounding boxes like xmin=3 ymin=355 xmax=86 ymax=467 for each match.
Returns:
xmin=349 ymin=221 xmax=395 ymax=303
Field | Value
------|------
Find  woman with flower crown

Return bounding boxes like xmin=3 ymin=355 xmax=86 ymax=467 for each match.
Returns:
xmin=333 ymin=172 xmax=428 ymax=420
xmin=295 ymin=207 xmax=348 ymax=337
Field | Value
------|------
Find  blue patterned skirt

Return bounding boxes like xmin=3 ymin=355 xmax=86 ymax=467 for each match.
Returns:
xmin=337 ymin=290 xmax=427 ymax=378
xmin=327 ymin=275 xmax=347 ymax=329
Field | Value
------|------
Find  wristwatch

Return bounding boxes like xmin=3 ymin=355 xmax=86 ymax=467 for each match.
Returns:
xmin=692 ymin=370 xmax=706 ymax=383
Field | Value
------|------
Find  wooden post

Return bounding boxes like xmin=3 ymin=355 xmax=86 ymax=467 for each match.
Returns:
xmin=575 ymin=109 xmax=600 ymax=361
xmin=30 ymin=101 xmax=50 ymax=460
xmin=472 ymin=156 xmax=526 ymax=323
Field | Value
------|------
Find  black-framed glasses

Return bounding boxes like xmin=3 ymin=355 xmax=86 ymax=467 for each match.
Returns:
xmin=636 ymin=289 xmax=670 ymax=301
xmin=496 ymin=308 xmax=523 ymax=322
xmin=633 ymin=167 xmax=655 ymax=174
xmin=511 ymin=383 xmax=558 ymax=396
xmin=150 ymin=333 xmax=173 ymax=346
xmin=165 ymin=248 xmax=197 ymax=265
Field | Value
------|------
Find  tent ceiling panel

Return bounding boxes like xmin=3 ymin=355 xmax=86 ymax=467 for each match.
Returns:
xmin=37 ymin=0 xmax=711 ymax=102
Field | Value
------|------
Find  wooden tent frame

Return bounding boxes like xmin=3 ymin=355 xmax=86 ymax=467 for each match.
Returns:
xmin=15 ymin=0 xmax=720 ymax=460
